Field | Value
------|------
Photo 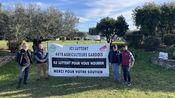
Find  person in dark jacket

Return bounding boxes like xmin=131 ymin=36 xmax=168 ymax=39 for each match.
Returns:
xmin=34 ymin=43 xmax=48 ymax=80
xmin=108 ymin=45 xmax=121 ymax=82
xmin=121 ymin=45 xmax=135 ymax=86
xmin=16 ymin=42 xmax=32 ymax=88
xmin=32 ymin=39 xmax=41 ymax=53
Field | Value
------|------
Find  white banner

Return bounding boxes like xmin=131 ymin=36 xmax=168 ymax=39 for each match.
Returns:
xmin=48 ymin=43 xmax=110 ymax=77
xmin=159 ymin=52 xmax=168 ymax=60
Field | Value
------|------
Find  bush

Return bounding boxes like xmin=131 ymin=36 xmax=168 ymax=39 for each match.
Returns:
xmin=167 ymin=46 xmax=175 ymax=59
xmin=7 ymin=40 xmax=23 ymax=53
xmin=163 ymin=34 xmax=175 ymax=46
xmin=144 ymin=37 xmax=160 ymax=51
xmin=125 ymin=33 xmax=143 ymax=48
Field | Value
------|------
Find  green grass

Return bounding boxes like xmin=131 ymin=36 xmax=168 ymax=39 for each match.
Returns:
xmin=0 ymin=50 xmax=13 ymax=56
xmin=0 ymin=40 xmax=8 ymax=49
xmin=0 ymin=40 xmax=175 ymax=98
xmin=0 ymin=50 xmax=175 ymax=98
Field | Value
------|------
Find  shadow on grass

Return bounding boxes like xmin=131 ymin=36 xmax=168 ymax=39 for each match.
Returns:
xmin=0 ymin=76 xmax=115 ymax=97
xmin=1 ymin=67 xmax=175 ymax=97
xmin=0 ymin=49 xmax=14 ymax=56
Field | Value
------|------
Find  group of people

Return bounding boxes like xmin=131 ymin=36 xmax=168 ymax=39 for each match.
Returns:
xmin=15 ymin=41 xmax=48 ymax=88
xmin=15 ymin=41 xmax=134 ymax=89
xmin=108 ymin=45 xmax=135 ymax=86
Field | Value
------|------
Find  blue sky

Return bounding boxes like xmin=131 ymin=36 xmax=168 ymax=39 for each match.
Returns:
xmin=1 ymin=0 xmax=174 ymax=32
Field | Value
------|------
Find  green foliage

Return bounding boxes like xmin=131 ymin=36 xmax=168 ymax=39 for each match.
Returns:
xmin=7 ymin=40 xmax=23 ymax=53
xmin=96 ymin=17 xmax=116 ymax=43
xmin=125 ymin=31 xmax=143 ymax=48
xmin=159 ymin=3 xmax=175 ymax=34
xmin=115 ymin=16 xmax=129 ymax=37
xmin=88 ymin=27 xmax=99 ymax=35
xmin=163 ymin=34 xmax=175 ymax=46
xmin=166 ymin=47 xmax=175 ymax=59
xmin=144 ymin=37 xmax=160 ymax=51
xmin=133 ymin=2 xmax=175 ymax=38
xmin=133 ymin=3 xmax=160 ymax=37
xmin=0 ymin=13 xmax=9 ymax=39
xmin=96 ymin=16 xmax=128 ymax=43
xmin=0 ymin=3 xmax=79 ymax=41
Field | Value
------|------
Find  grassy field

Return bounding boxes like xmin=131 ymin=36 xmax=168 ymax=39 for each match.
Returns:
xmin=0 ymin=40 xmax=175 ymax=98
xmin=0 ymin=40 xmax=8 ymax=49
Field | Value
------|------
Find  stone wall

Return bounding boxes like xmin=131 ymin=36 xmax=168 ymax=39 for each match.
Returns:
xmin=0 ymin=56 xmax=15 ymax=67
xmin=151 ymin=57 xmax=175 ymax=69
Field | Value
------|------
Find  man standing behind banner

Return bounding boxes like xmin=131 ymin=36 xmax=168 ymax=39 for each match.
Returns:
xmin=108 ymin=45 xmax=121 ymax=83
xmin=121 ymin=45 xmax=135 ymax=86
xmin=34 ymin=43 xmax=48 ymax=80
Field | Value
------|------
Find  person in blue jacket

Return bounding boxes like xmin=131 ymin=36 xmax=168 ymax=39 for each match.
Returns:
xmin=34 ymin=43 xmax=48 ymax=80
xmin=108 ymin=45 xmax=121 ymax=83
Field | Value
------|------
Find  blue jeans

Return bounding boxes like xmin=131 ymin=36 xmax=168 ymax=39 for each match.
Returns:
xmin=17 ymin=64 xmax=30 ymax=85
xmin=122 ymin=65 xmax=131 ymax=83
xmin=112 ymin=63 xmax=120 ymax=81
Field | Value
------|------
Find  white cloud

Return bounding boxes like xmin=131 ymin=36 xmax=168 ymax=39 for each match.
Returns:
xmin=34 ymin=2 xmax=50 ymax=9
xmin=79 ymin=0 xmax=155 ymax=30
xmin=1 ymin=0 xmax=157 ymax=31
xmin=79 ymin=17 xmax=90 ymax=23
xmin=84 ymin=0 xmax=152 ymax=18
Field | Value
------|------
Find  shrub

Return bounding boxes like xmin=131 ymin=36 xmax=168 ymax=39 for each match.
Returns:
xmin=144 ymin=37 xmax=160 ymax=51
xmin=125 ymin=33 xmax=143 ymax=48
xmin=163 ymin=34 xmax=175 ymax=46
xmin=7 ymin=40 xmax=23 ymax=53
xmin=167 ymin=46 xmax=175 ymax=59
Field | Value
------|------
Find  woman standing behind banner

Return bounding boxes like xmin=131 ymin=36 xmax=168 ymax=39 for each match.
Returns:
xmin=16 ymin=42 xmax=32 ymax=88
xmin=34 ymin=43 xmax=49 ymax=80
xmin=108 ymin=45 xmax=121 ymax=83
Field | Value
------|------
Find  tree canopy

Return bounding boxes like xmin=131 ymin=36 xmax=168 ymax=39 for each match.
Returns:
xmin=133 ymin=2 xmax=175 ymax=38
xmin=88 ymin=27 xmax=99 ymax=35
xmin=0 ymin=3 xmax=79 ymax=41
xmin=96 ymin=16 xmax=128 ymax=43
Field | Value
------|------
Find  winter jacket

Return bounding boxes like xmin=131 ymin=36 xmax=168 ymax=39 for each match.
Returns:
xmin=16 ymin=49 xmax=32 ymax=66
xmin=34 ymin=49 xmax=48 ymax=64
xmin=121 ymin=50 xmax=134 ymax=65
xmin=108 ymin=50 xmax=121 ymax=64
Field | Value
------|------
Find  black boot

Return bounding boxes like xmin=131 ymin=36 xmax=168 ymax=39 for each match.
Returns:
xmin=23 ymin=81 xmax=27 ymax=85
xmin=23 ymin=77 xmax=27 ymax=85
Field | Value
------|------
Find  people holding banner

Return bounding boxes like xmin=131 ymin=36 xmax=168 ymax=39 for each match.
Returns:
xmin=121 ymin=45 xmax=135 ymax=86
xmin=108 ymin=45 xmax=121 ymax=83
xmin=34 ymin=43 xmax=49 ymax=80
xmin=16 ymin=42 xmax=32 ymax=88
